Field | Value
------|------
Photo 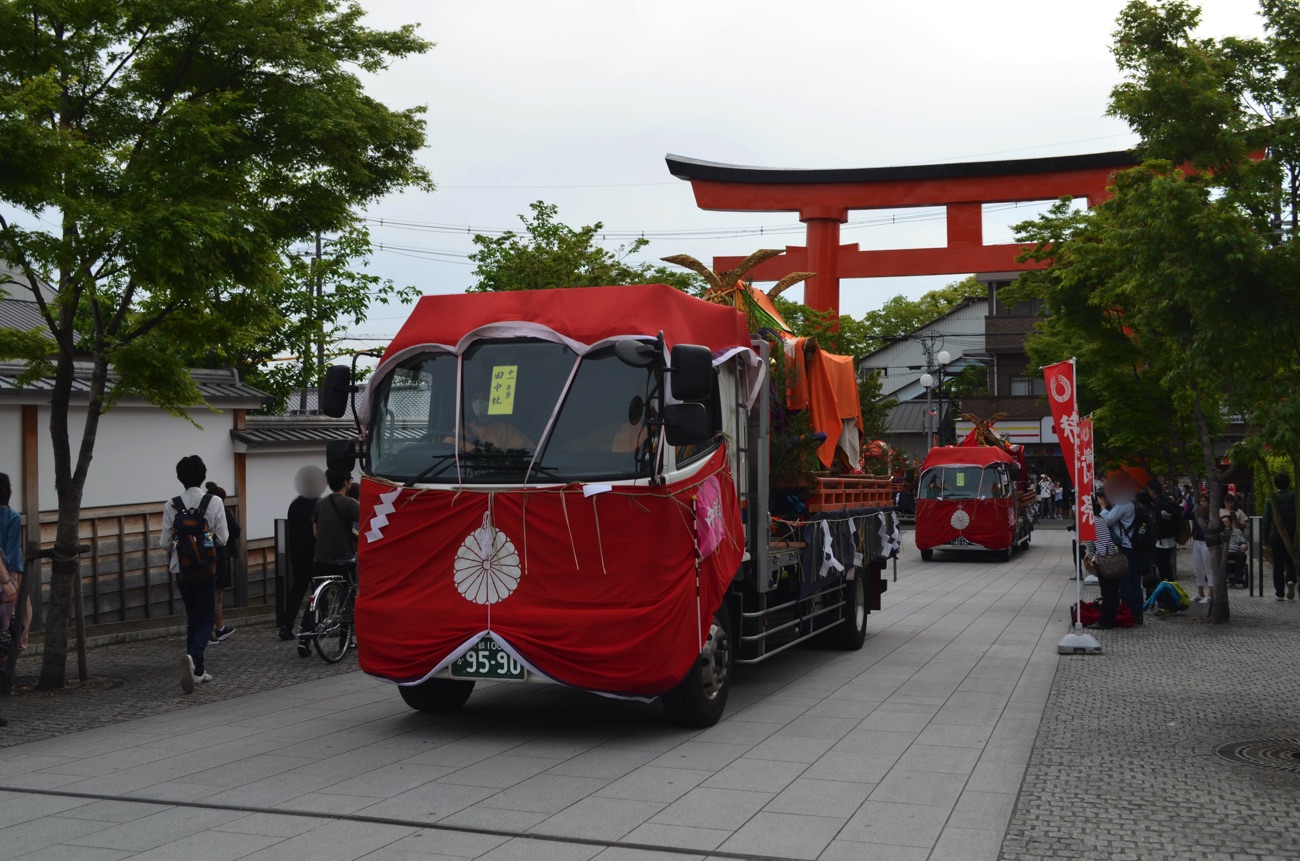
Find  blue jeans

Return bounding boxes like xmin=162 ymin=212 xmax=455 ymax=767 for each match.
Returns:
xmin=1118 ymin=546 xmax=1144 ymax=622
xmin=177 ymin=575 xmax=215 ymax=675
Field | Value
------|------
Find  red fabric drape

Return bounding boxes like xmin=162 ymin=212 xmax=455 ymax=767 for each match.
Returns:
xmin=354 ymin=447 xmax=743 ymax=697
xmin=915 ymin=498 xmax=1017 ymax=552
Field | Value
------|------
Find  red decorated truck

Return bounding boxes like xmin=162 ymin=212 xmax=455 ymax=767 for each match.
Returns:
xmin=914 ymin=445 xmax=1034 ymax=562
xmin=320 ymin=283 xmax=898 ymax=726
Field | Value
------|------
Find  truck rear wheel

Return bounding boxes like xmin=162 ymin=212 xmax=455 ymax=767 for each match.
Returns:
xmin=829 ymin=574 xmax=868 ymax=650
xmin=662 ymin=614 xmax=730 ymax=728
xmin=399 ymin=678 xmax=474 ymax=713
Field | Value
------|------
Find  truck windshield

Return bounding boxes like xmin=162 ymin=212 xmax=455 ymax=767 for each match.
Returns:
xmin=369 ymin=339 xmax=659 ymax=484
xmin=918 ymin=465 xmax=1005 ymax=500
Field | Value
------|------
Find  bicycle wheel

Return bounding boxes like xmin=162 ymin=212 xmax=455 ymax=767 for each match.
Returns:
xmin=311 ymin=581 xmax=351 ymax=664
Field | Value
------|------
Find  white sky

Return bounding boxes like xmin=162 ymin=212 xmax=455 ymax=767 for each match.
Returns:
xmin=339 ymin=0 xmax=1266 ymax=350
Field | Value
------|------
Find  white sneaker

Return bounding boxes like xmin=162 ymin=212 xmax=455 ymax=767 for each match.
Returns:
xmin=180 ymin=654 xmax=196 ymax=694
xmin=195 ymin=672 xmax=214 ymax=685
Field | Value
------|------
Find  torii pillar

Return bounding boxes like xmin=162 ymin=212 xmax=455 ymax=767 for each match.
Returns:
xmin=666 ymin=151 xmax=1139 ymax=315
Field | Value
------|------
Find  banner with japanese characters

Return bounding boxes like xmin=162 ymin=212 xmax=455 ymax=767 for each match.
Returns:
xmin=1042 ymin=360 xmax=1079 ymax=477
xmin=1078 ymin=417 xmax=1097 ymax=542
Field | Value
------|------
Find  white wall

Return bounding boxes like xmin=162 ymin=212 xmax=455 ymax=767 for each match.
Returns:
xmin=0 ymin=408 xmax=22 ymax=509
xmin=33 ymin=404 xmax=236 ymax=510
xmin=245 ymin=449 xmax=329 ymax=541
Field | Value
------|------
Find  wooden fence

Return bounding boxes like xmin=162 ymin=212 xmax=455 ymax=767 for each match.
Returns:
xmin=26 ymin=499 xmax=279 ymax=632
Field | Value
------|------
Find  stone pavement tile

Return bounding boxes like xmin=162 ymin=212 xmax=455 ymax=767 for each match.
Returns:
xmin=275 ymin=791 xmax=380 ymax=816
xmin=701 ymin=756 xmax=801 ymax=793
xmin=619 ymin=822 xmax=728 ymax=853
xmin=235 ymin=819 xmax=416 ymax=861
xmin=772 ymin=714 xmax=862 ymax=741
xmin=591 ymin=847 xmax=706 ymax=861
xmin=892 ymin=743 xmax=981 ymax=775
xmin=279 ymin=740 xmax=425 ymax=780
xmin=744 ymin=734 xmax=837 ymax=764
xmin=963 ymin=760 xmax=1026 ymax=794
xmin=914 ymin=722 xmax=993 ymax=749
xmin=685 ymin=718 xmax=779 ymax=746
xmin=646 ymin=741 xmax=748 ymax=771
xmin=727 ymin=697 xmax=816 ymax=724
xmin=12 ymin=846 xmax=137 ymax=861
xmin=856 ymin=706 xmax=934 ymax=733
xmin=932 ymin=704 xmax=1003 ymax=728
xmin=988 ymin=716 xmax=1041 ymax=740
xmin=352 ymin=848 xmax=468 ymax=861
xmin=544 ymin=746 xmax=661 ymax=780
xmin=597 ymin=727 xmax=697 ymax=753
xmin=800 ymin=749 xmax=897 ymax=784
xmin=928 ymin=824 xmax=1004 ymax=861
xmin=59 ymin=799 xmax=161 ymax=823
xmin=477 ymin=773 xmax=610 ymax=814
xmin=508 ymin=730 xmax=623 ymax=761
xmin=122 ymin=780 xmax=225 ymax=803
xmin=0 ymin=791 xmax=95 ymax=827
xmin=838 ymin=799 xmax=947 ymax=846
xmin=764 ymin=776 xmax=874 ymax=819
xmin=0 ymin=814 xmax=116 ymax=856
xmin=0 ymin=751 xmax=78 ymax=775
xmin=437 ymin=754 xmax=566 ymax=789
xmin=831 ymin=726 xmax=918 ymax=755
xmin=40 ymin=744 xmax=191 ymax=778
xmin=867 ymin=769 xmax=966 ymax=809
xmin=648 ymin=786 xmax=771 ymax=830
xmin=316 ymin=764 xmax=457 ymax=799
xmin=64 ymin=806 xmax=247 ymax=853
xmin=213 ymin=812 xmax=320 ymax=839
xmin=435 ymin=804 xmax=550 ymax=833
xmin=718 ymin=811 xmax=844 ymax=860
xmin=975 ymin=736 xmax=1033 ymax=766
xmin=475 ymin=837 xmax=602 ymax=861
xmin=200 ymin=769 xmax=336 ymax=808
xmin=802 ymin=697 xmax=883 ymax=720
xmin=396 ymin=737 xmax=512 ymax=768
xmin=119 ymin=828 xmax=282 ymax=860
xmin=383 ymin=827 xmax=510 ymax=858
xmin=946 ymin=790 xmax=1017 ymax=830
xmin=594 ymin=766 xmax=712 ymax=804
xmin=529 ymin=796 xmax=664 ymax=841
xmin=182 ymin=752 xmax=323 ymax=787
xmin=817 ymin=837 xmax=932 ymax=861
xmin=357 ymin=782 xmax=499 ymax=822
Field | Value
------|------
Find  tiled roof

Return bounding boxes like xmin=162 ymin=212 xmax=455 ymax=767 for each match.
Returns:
xmin=0 ymin=361 xmax=270 ymax=407
xmin=232 ymin=417 xmax=358 ymax=449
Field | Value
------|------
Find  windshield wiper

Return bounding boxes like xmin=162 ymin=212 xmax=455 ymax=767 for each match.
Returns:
xmin=404 ymin=455 xmax=458 ymax=487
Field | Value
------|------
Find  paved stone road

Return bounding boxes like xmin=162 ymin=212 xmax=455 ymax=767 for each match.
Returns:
xmin=0 ymin=527 xmax=1297 ymax=861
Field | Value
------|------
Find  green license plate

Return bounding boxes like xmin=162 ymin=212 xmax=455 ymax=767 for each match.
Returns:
xmin=450 ymin=637 xmax=526 ymax=680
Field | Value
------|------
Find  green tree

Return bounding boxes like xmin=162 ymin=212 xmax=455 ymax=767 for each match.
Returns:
xmin=1006 ymin=0 xmax=1300 ymax=621
xmin=469 ymin=202 xmax=702 ymax=293
xmin=0 ymin=0 xmax=432 ymax=687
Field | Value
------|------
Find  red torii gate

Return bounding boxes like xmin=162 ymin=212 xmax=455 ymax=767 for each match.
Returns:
xmin=665 ymin=151 xmax=1139 ymax=315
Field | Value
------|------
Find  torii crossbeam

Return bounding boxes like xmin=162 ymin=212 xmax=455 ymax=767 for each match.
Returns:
xmin=665 ymin=151 xmax=1139 ymax=315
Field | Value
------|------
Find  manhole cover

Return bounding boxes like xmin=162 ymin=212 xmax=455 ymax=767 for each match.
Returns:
xmin=1213 ymin=739 xmax=1300 ymax=774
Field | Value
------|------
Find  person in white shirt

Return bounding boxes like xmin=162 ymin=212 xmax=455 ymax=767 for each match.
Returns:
xmin=159 ymin=455 xmax=228 ymax=693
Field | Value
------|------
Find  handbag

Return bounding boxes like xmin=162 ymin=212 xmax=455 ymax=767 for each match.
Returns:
xmin=0 ymin=551 xmax=15 ymax=604
xmin=1089 ymin=549 xmax=1129 ymax=579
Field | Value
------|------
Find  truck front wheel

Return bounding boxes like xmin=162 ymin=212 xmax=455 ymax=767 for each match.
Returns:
xmin=662 ymin=614 xmax=731 ymax=728
xmin=830 ymin=574 xmax=868 ymax=650
xmin=398 ymin=678 xmax=474 ymax=713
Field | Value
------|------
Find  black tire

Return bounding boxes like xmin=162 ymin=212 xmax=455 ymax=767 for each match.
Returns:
xmin=311 ymin=581 xmax=351 ymax=664
xmin=920 ymin=548 xmax=934 ymax=561
xmin=662 ymin=613 xmax=731 ymax=728
xmin=830 ymin=574 xmax=868 ymax=650
xmin=399 ymin=678 xmax=475 ymax=713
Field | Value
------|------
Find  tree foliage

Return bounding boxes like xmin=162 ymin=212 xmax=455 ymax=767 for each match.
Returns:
xmin=0 ymin=0 xmax=433 ymax=686
xmin=1006 ymin=0 xmax=1300 ymax=621
xmin=469 ymin=202 xmax=702 ymax=294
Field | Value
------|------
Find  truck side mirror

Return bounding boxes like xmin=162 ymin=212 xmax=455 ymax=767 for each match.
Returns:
xmin=663 ymin=403 xmax=711 ymax=446
xmin=669 ymin=344 xmax=713 ymax=402
xmin=320 ymin=365 xmax=353 ymax=418
xmin=1009 ymin=463 xmax=1022 ymax=482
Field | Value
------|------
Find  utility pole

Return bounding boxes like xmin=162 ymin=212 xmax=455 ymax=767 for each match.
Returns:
xmin=297 ymin=231 xmax=325 ymax=413
xmin=918 ymin=332 xmax=950 ymax=451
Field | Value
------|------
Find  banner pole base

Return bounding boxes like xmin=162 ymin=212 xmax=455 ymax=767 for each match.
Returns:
xmin=1058 ymin=629 xmax=1102 ymax=655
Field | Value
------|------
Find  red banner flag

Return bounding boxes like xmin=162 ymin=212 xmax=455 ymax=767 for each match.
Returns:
xmin=1042 ymin=360 xmax=1079 ymax=476
xmin=1077 ymin=417 xmax=1097 ymax=541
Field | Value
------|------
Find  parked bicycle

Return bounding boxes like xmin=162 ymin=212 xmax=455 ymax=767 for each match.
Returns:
xmin=299 ymin=569 xmax=356 ymax=663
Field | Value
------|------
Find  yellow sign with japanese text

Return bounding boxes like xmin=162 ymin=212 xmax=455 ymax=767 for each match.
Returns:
xmin=488 ymin=365 xmax=518 ymax=415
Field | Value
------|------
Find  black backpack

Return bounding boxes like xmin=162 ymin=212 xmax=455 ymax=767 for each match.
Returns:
xmin=171 ymin=493 xmax=218 ymax=581
xmin=1127 ymin=502 xmax=1157 ymax=552
xmin=1153 ymin=498 xmax=1181 ymax=540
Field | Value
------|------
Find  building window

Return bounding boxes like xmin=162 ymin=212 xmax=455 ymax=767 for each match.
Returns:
xmin=1003 ymin=297 xmax=1045 ymax=316
xmin=1010 ymin=376 xmax=1045 ymax=397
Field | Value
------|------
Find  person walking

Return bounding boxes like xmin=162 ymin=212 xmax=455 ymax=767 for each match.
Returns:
xmin=160 ymin=456 xmax=228 ymax=692
xmin=1262 ymin=474 xmax=1296 ymax=600
xmin=205 ymin=482 xmax=240 ymax=643
xmin=298 ymin=467 xmax=359 ymax=658
xmin=280 ymin=466 xmax=325 ymax=641
xmin=1188 ymin=494 xmax=1211 ymax=603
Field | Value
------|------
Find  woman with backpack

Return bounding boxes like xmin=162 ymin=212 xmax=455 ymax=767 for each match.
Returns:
xmin=1096 ymin=480 xmax=1145 ymax=627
